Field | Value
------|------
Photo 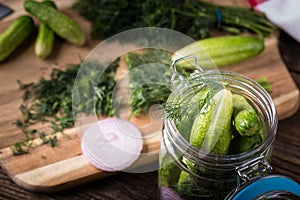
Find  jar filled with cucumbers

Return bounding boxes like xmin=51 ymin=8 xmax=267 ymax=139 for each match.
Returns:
xmin=158 ymin=56 xmax=279 ymax=200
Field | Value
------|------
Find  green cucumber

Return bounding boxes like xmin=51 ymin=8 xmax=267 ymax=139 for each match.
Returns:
xmin=24 ymin=0 xmax=85 ymax=46
xmin=0 ymin=15 xmax=34 ymax=62
xmin=232 ymin=94 xmax=262 ymax=137
xmin=172 ymin=35 xmax=264 ymax=69
xmin=190 ymin=88 xmax=233 ymax=155
xmin=177 ymin=170 xmax=208 ymax=198
xmin=176 ymin=87 xmax=211 ymax=140
xmin=229 ymin=134 xmax=262 ymax=154
xmin=34 ymin=0 xmax=57 ymax=58
xmin=159 ymin=154 xmax=181 ymax=187
xmin=176 ymin=84 xmax=222 ymax=141
xmin=232 ymin=94 xmax=253 ymax=111
xmin=177 ymin=88 xmax=234 ymax=198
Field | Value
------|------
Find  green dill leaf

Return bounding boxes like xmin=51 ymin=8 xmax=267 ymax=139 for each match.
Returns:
xmin=11 ymin=142 xmax=28 ymax=156
xmin=48 ymin=136 xmax=57 ymax=147
xmin=39 ymin=132 xmax=47 ymax=144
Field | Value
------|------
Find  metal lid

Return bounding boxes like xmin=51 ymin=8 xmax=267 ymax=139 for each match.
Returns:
xmin=227 ymin=175 xmax=300 ymax=200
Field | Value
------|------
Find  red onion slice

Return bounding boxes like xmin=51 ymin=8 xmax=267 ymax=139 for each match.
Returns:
xmin=81 ymin=118 xmax=143 ymax=171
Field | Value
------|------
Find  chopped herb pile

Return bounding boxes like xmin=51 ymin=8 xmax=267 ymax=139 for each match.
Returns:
xmin=12 ymin=60 xmax=118 ymax=155
xmin=73 ymin=0 xmax=276 ymax=39
xmin=125 ymin=49 xmax=173 ymax=116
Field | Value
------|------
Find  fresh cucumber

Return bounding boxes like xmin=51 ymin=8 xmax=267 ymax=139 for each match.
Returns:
xmin=175 ymin=83 xmax=222 ymax=141
xmin=172 ymin=35 xmax=264 ymax=69
xmin=0 ymin=15 xmax=34 ymax=62
xmin=177 ymin=170 xmax=204 ymax=198
xmin=176 ymin=87 xmax=211 ymax=140
xmin=159 ymin=154 xmax=181 ymax=187
xmin=190 ymin=88 xmax=233 ymax=155
xmin=24 ymin=0 xmax=85 ymax=46
xmin=34 ymin=0 xmax=57 ymax=58
xmin=232 ymin=94 xmax=263 ymax=137
xmin=229 ymin=134 xmax=262 ymax=154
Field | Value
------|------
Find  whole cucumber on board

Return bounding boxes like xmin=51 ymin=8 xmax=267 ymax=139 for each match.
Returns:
xmin=24 ymin=0 xmax=85 ymax=46
xmin=34 ymin=0 xmax=57 ymax=58
xmin=0 ymin=15 xmax=34 ymax=62
xmin=172 ymin=35 xmax=264 ymax=70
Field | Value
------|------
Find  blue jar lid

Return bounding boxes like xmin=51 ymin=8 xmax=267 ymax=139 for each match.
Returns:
xmin=230 ymin=175 xmax=300 ymax=200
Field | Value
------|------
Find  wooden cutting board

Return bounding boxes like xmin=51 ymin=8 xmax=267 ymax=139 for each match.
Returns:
xmin=0 ymin=0 xmax=299 ymax=193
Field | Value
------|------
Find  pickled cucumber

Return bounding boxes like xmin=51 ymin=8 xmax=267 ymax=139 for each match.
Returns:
xmin=190 ymin=89 xmax=233 ymax=155
xmin=229 ymin=134 xmax=262 ymax=154
xmin=176 ymin=87 xmax=211 ymax=140
xmin=232 ymin=94 xmax=263 ymax=137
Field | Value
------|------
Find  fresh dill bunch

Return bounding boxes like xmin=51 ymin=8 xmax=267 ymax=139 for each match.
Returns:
xmin=73 ymin=0 xmax=276 ymax=39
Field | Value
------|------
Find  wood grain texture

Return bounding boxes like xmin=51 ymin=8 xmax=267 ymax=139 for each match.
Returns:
xmin=0 ymin=0 xmax=299 ymax=196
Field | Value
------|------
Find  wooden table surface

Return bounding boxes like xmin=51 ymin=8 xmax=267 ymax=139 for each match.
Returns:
xmin=1 ymin=4 xmax=300 ymax=200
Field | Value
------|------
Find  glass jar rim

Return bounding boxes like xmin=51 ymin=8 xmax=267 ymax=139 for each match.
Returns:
xmin=165 ymin=70 xmax=278 ymax=167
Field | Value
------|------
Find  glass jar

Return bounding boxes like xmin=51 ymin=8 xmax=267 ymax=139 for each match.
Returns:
xmin=158 ymin=69 xmax=278 ymax=200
